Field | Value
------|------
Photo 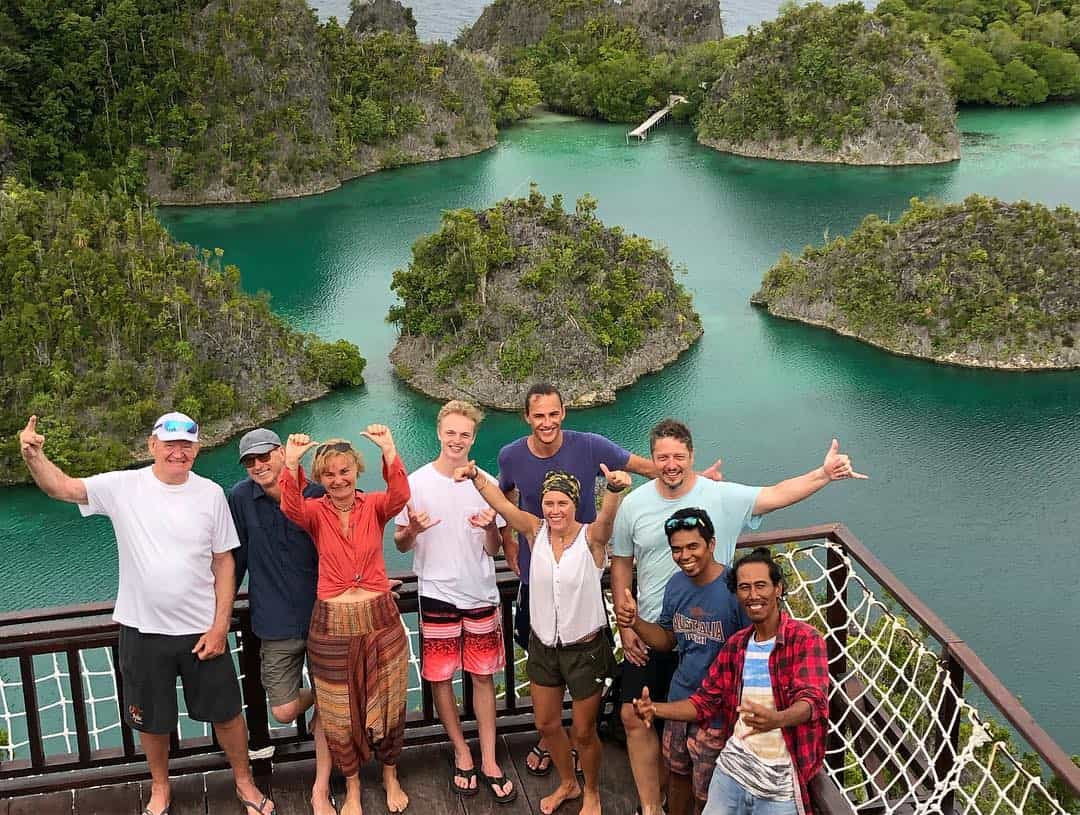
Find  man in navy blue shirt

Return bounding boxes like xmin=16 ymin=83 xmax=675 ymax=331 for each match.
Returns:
xmin=229 ymin=428 xmax=333 ymax=815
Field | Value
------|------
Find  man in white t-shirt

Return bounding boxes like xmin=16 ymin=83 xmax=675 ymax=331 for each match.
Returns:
xmin=393 ymin=400 xmax=516 ymax=805
xmin=18 ymin=412 xmax=275 ymax=815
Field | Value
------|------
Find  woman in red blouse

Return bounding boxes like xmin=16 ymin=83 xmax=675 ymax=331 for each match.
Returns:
xmin=280 ymin=425 xmax=411 ymax=815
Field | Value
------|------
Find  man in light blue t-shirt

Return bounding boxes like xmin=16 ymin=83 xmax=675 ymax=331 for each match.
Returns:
xmin=611 ymin=419 xmax=867 ymax=815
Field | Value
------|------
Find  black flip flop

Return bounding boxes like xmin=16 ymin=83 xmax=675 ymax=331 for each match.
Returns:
xmin=479 ymin=771 xmax=518 ymax=805
xmin=525 ymin=743 xmax=553 ymax=776
xmin=452 ymin=765 xmax=480 ymax=797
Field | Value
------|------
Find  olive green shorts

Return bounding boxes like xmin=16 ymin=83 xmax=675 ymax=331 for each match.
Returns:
xmin=527 ymin=630 xmax=616 ymax=701
xmin=260 ymin=637 xmax=308 ymax=709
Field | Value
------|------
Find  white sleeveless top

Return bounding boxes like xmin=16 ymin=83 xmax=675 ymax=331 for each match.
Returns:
xmin=529 ymin=521 xmax=608 ymax=647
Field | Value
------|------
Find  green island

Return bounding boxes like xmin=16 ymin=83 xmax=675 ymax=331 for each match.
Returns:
xmin=751 ymin=194 xmax=1080 ymax=369
xmin=0 ymin=180 xmax=365 ymax=485
xmin=876 ymin=0 xmax=1080 ymax=106
xmin=695 ymin=2 xmax=960 ymax=165
xmin=457 ymin=0 xmax=732 ymax=123
xmin=0 ymin=0 xmax=510 ymax=204
xmin=386 ymin=186 xmax=702 ymax=409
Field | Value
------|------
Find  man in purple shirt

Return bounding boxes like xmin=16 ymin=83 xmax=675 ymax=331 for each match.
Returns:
xmin=496 ymin=383 xmax=659 ymax=775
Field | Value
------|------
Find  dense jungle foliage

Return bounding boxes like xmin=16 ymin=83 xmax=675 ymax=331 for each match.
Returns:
xmin=753 ymin=195 xmax=1080 ymax=367
xmin=0 ymin=0 xmax=511 ymax=201
xmin=387 ymin=187 xmax=701 ymax=406
xmin=0 ymin=180 xmax=365 ymax=483
xmin=458 ymin=0 xmax=734 ymax=123
xmin=876 ymin=0 xmax=1080 ymax=104
xmin=696 ymin=2 xmax=958 ymax=157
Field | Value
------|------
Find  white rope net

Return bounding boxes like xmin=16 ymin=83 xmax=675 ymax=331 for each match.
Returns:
xmin=0 ymin=541 xmax=1074 ymax=815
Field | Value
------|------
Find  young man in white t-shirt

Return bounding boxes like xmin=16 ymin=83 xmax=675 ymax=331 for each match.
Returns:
xmin=393 ymin=400 xmax=516 ymax=804
xmin=18 ymin=412 xmax=275 ymax=815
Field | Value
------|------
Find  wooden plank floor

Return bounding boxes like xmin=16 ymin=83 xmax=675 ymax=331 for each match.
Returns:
xmin=5 ymin=734 xmax=640 ymax=815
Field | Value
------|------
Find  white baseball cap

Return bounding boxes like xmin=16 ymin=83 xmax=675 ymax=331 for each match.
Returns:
xmin=152 ymin=412 xmax=200 ymax=442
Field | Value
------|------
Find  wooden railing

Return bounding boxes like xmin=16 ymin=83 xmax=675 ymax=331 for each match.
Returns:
xmin=1 ymin=524 xmax=1077 ymax=809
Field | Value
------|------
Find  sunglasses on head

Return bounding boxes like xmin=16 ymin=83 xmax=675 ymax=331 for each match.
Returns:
xmin=241 ymin=451 xmax=275 ymax=468
xmin=664 ymin=515 xmax=709 ymax=533
xmin=315 ymin=442 xmax=352 ymax=457
xmin=155 ymin=419 xmax=198 ymax=434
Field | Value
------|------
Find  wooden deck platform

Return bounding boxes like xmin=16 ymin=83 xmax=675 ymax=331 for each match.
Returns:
xmin=1 ymin=733 xmax=639 ymax=815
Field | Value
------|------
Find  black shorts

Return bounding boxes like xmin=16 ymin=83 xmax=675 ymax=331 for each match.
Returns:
xmin=619 ymin=647 xmax=679 ymax=706
xmin=118 ymin=625 xmax=243 ymax=734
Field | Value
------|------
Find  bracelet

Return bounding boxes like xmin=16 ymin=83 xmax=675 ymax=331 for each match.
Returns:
xmin=470 ymin=469 xmax=481 ymax=483
xmin=605 ymin=482 xmax=628 ymax=494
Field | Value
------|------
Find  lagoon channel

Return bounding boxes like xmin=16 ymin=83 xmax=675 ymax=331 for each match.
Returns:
xmin=2 ymin=102 xmax=1079 ymax=751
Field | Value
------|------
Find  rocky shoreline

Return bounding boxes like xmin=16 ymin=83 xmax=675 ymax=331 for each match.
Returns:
xmin=390 ymin=323 xmax=702 ymax=409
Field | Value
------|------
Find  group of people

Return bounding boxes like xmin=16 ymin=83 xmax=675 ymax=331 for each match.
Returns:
xmin=17 ymin=382 xmax=866 ymax=815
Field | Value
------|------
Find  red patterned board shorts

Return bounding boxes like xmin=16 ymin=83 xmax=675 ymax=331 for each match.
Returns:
xmin=419 ymin=596 xmax=505 ymax=682
xmin=663 ymin=720 xmax=726 ymax=803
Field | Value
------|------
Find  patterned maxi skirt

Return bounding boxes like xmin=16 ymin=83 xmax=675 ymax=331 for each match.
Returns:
xmin=307 ymin=592 xmax=408 ymax=775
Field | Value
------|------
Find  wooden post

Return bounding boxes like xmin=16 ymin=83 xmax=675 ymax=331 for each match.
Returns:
xmin=824 ymin=538 xmax=849 ymax=781
xmin=936 ymin=648 xmax=965 ymax=815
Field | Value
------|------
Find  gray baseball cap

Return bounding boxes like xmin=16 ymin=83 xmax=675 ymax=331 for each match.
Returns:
xmin=238 ymin=428 xmax=282 ymax=462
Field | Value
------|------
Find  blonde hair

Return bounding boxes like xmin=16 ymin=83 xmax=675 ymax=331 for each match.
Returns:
xmin=437 ymin=399 xmax=484 ymax=428
xmin=311 ymin=438 xmax=365 ymax=480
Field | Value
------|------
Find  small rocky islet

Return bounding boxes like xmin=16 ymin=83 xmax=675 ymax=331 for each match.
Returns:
xmin=694 ymin=2 xmax=961 ymax=165
xmin=387 ymin=188 xmax=702 ymax=409
xmin=752 ymin=195 xmax=1080 ymax=369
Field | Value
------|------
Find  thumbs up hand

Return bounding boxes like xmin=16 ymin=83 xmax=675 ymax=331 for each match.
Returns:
xmin=633 ymin=686 xmax=655 ymax=727
xmin=616 ymin=587 xmax=638 ymax=628
xmin=822 ymin=438 xmax=868 ymax=481
xmin=600 ymin=463 xmax=631 ymax=492
xmin=19 ymin=416 xmax=45 ymax=462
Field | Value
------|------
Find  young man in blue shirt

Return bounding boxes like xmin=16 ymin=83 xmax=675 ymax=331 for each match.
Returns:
xmin=617 ymin=507 xmax=749 ymax=815
xmin=229 ymin=428 xmax=333 ymax=815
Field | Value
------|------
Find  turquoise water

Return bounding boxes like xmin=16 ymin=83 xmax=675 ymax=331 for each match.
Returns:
xmin=1 ymin=107 xmax=1078 ymax=752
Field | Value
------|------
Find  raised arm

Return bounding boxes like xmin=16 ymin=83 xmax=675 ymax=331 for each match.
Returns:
xmin=360 ymin=424 xmax=411 ymax=522
xmin=454 ymin=461 xmax=542 ymax=541
xmin=18 ymin=416 xmax=87 ymax=504
xmin=280 ymin=433 xmax=320 ymax=534
xmin=587 ymin=464 xmax=631 ymax=563
xmin=753 ymin=438 xmax=867 ymax=515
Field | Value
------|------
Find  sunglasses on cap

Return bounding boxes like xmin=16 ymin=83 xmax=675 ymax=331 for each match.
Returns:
xmin=664 ymin=515 xmax=711 ymax=534
xmin=241 ymin=451 xmax=275 ymax=468
xmin=315 ymin=441 xmax=353 ymax=457
xmin=154 ymin=418 xmax=199 ymax=434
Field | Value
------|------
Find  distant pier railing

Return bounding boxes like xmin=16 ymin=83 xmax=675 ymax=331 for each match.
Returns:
xmin=1 ymin=525 xmax=1078 ymax=814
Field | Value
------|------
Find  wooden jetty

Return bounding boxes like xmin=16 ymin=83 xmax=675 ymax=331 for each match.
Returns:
xmin=627 ymin=95 xmax=688 ymax=141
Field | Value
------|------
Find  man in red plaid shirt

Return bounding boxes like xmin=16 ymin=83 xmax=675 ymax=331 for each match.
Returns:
xmin=633 ymin=547 xmax=829 ymax=815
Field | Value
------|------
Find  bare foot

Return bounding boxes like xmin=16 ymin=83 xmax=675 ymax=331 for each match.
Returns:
xmin=540 ymin=780 xmax=582 ymax=815
xmin=384 ymin=765 xmax=410 ymax=813
xmin=340 ymin=794 xmax=363 ymax=815
xmin=580 ymin=791 xmax=602 ymax=815
xmin=311 ymin=788 xmax=337 ymax=815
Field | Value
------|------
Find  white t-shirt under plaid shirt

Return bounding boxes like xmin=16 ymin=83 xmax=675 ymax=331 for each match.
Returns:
xmin=79 ymin=467 xmax=240 ymax=635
